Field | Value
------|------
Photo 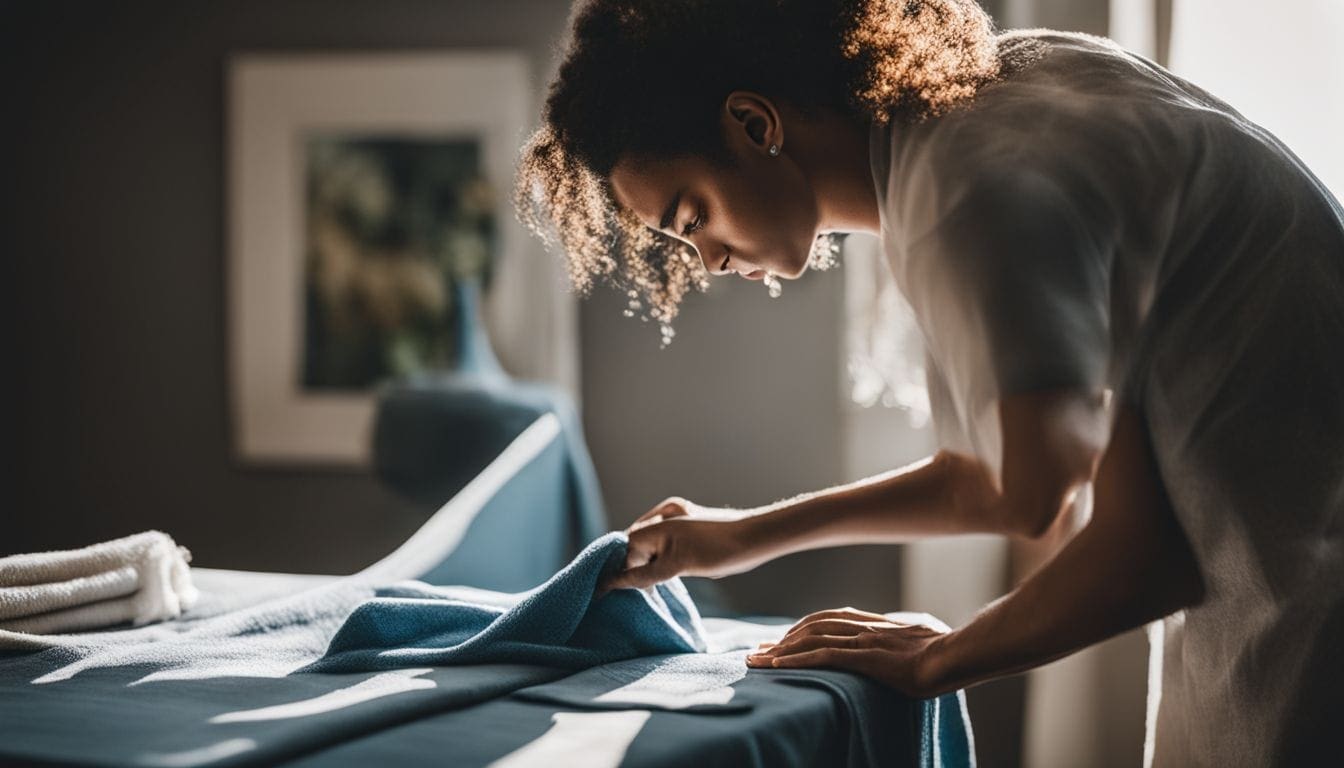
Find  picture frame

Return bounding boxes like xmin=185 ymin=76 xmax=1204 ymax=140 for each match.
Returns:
xmin=226 ymin=51 xmax=530 ymax=466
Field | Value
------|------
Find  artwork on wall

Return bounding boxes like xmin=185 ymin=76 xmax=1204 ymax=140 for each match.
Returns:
xmin=227 ymin=52 xmax=529 ymax=465
xmin=301 ymin=135 xmax=493 ymax=390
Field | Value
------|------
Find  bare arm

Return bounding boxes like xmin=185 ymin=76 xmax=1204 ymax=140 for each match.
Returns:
xmin=746 ymin=400 xmax=1205 ymax=697
xmin=603 ymin=389 xmax=1109 ymax=593
xmin=732 ymin=390 xmax=1110 ymax=570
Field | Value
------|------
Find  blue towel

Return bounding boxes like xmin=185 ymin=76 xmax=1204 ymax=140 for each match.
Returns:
xmin=305 ymin=531 xmax=709 ymax=673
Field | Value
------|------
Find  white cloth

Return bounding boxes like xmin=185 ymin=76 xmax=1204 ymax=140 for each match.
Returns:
xmin=0 ymin=531 xmax=199 ymax=636
xmin=867 ymin=29 xmax=1344 ymax=767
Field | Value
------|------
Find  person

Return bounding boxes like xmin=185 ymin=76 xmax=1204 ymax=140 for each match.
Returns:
xmin=512 ymin=1 xmax=1344 ymax=765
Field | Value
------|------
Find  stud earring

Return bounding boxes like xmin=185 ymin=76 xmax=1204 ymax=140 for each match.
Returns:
xmin=768 ymin=143 xmax=780 ymax=157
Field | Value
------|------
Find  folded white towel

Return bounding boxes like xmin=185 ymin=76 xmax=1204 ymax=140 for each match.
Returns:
xmin=0 ymin=531 xmax=199 ymax=635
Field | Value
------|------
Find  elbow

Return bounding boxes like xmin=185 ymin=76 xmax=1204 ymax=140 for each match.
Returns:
xmin=935 ymin=449 xmax=1085 ymax=540
xmin=998 ymin=498 xmax=1059 ymax=540
xmin=996 ymin=482 xmax=1088 ymax=541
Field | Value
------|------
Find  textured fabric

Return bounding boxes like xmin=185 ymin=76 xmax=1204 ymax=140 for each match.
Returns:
xmin=0 ymin=566 xmax=139 ymax=621
xmin=0 ymin=530 xmax=199 ymax=638
xmin=0 ymin=571 xmax=571 ymax=767
xmin=869 ymin=29 xmax=1344 ymax=767
xmin=0 ymin=413 xmax=597 ymax=765
xmin=306 ymin=532 xmax=710 ymax=673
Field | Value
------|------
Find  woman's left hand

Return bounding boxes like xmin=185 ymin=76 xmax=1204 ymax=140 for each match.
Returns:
xmin=744 ymin=607 xmax=950 ymax=699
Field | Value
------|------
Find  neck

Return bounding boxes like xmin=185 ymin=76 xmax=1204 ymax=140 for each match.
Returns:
xmin=784 ymin=104 xmax=881 ymax=236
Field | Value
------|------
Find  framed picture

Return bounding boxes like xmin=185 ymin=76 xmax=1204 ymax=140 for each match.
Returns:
xmin=227 ymin=51 xmax=530 ymax=466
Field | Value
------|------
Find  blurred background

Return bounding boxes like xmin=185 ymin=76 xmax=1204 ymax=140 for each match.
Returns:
xmin=4 ymin=1 xmax=1340 ymax=766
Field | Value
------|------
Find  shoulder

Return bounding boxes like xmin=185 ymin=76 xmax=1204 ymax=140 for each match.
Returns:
xmin=875 ymin=36 xmax=1147 ymax=246
xmin=884 ymin=129 xmax=1115 ymax=270
xmin=893 ymin=28 xmax=1174 ymax=169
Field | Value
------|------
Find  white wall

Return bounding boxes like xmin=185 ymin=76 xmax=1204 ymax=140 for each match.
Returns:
xmin=1168 ymin=0 xmax=1344 ymax=203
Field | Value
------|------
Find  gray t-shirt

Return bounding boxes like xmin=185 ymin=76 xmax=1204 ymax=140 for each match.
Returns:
xmin=869 ymin=29 xmax=1344 ymax=767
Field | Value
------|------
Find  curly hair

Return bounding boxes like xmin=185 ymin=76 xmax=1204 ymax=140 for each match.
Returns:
xmin=514 ymin=0 xmax=1001 ymax=344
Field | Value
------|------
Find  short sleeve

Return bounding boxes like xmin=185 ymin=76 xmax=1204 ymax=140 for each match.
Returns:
xmin=909 ymin=163 xmax=1113 ymax=399
xmin=896 ymin=162 xmax=1115 ymax=472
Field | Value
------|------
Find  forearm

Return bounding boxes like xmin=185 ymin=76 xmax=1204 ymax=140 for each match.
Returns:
xmin=732 ymin=451 xmax=1006 ymax=568
xmin=731 ymin=391 xmax=1107 ymax=569
xmin=921 ymin=518 xmax=1170 ymax=693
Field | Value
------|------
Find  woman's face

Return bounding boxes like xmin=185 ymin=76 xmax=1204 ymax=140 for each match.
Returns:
xmin=607 ymin=97 xmax=820 ymax=281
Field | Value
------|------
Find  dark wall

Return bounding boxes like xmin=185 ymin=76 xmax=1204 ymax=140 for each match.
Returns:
xmin=4 ymin=0 xmax=577 ymax=572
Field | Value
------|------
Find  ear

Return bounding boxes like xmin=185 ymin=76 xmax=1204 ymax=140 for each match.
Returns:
xmin=723 ymin=90 xmax=783 ymax=156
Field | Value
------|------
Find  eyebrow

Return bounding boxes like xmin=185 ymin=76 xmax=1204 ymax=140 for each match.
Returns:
xmin=659 ymin=188 xmax=685 ymax=232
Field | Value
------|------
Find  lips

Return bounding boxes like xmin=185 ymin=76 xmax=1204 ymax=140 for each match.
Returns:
xmin=742 ymin=269 xmax=765 ymax=280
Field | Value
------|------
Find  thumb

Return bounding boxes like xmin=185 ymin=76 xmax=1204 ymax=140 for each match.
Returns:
xmin=631 ymin=498 xmax=691 ymax=528
xmin=621 ymin=531 xmax=660 ymax=570
xmin=597 ymin=561 xmax=665 ymax=596
xmin=597 ymin=537 xmax=666 ymax=596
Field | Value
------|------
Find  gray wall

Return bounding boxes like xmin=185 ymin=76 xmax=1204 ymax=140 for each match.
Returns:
xmin=3 ymin=0 xmax=578 ymax=572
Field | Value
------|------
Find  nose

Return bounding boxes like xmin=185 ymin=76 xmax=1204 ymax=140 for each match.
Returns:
xmin=693 ymin=237 xmax=732 ymax=276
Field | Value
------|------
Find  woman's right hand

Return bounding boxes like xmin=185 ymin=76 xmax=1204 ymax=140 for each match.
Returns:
xmin=596 ymin=496 xmax=755 ymax=596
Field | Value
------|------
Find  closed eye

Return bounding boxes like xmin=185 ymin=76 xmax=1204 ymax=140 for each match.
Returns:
xmin=681 ymin=209 xmax=705 ymax=237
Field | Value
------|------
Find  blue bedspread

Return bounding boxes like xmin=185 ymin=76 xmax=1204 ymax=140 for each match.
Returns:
xmin=0 ymin=531 xmax=974 ymax=767
xmin=0 ymin=408 xmax=975 ymax=767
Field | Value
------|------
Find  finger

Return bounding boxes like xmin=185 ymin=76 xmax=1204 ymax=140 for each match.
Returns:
xmin=621 ymin=535 xmax=659 ymax=570
xmin=762 ymin=633 xmax=859 ymax=658
xmin=631 ymin=499 xmax=689 ymax=527
xmin=770 ymin=648 xmax=853 ymax=668
xmin=779 ymin=617 xmax=874 ymax=644
xmin=598 ymin=561 xmax=666 ymax=593
xmin=794 ymin=608 xmax=888 ymax=628
xmin=748 ymin=647 xmax=861 ymax=670
xmin=797 ymin=606 xmax=889 ymax=625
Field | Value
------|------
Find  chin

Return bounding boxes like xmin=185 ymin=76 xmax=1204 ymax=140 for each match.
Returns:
xmin=783 ymin=250 xmax=811 ymax=279
xmin=760 ymin=239 xmax=812 ymax=279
